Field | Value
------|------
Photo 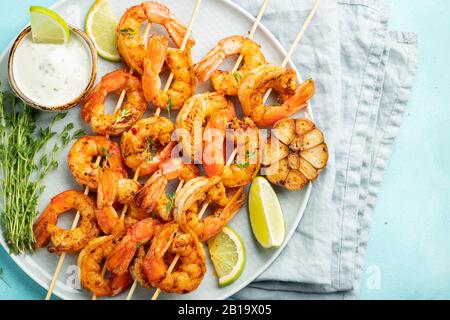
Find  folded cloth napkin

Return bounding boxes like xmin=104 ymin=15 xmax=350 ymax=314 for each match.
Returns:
xmin=231 ymin=0 xmax=418 ymax=299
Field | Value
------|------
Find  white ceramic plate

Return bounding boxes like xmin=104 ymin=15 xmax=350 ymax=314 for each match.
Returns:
xmin=0 ymin=0 xmax=312 ymax=300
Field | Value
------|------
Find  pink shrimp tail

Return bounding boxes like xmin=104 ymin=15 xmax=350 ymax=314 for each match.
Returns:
xmin=258 ymin=80 xmax=315 ymax=127
xmin=195 ymin=46 xmax=225 ymax=82
xmin=111 ymin=272 xmax=132 ymax=296
xmin=203 ymin=110 xmax=228 ymax=177
xmin=143 ymin=35 xmax=168 ymax=103
xmin=95 ymin=207 xmax=120 ymax=235
xmin=106 ymin=234 xmax=137 ymax=276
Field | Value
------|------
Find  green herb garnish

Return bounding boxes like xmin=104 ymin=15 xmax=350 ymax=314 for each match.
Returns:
xmin=166 ymin=193 xmax=176 ymax=212
xmin=114 ymin=108 xmax=130 ymax=124
xmin=236 ymin=161 xmax=250 ymax=169
xmin=0 ymin=91 xmax=80 ymax=253
xmin=232 ymin=71 xmax=242 ymax=82
xmin=165 ymin=98 xmax=174 ymax=116
xmin=120 ymin=28 xmax=136 ymax=39
xmin=246 ymin=150 xmax=256 ymax=158
xmin=102 ymin=146 xmax=113 ymax=159
xmin=136 ymin=243 xmax=142 ymax=249
xmin=146 ymin=138 xmax=156 ymax=162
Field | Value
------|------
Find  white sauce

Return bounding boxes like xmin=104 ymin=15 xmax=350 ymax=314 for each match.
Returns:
xmin=13 ymin=32 xmax=92 ymax=107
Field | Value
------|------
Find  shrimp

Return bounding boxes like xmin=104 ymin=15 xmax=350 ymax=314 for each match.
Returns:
xmin=106 ymin=217 xmax=159 ymax=276
xmin=68 ymin=136 xmax=126 ymax=190
xmin=203 ymin=112 xmax=261 ymax=187
xmin=33 ymin=190 xmax=100 ymax=253
xmin=130 ymin=245 xmax=152 ymax=289
xmin=78 ymin=236 xmax=132 ymax=297
xmin=96 ymin=167 xmax=142 ymax=234
xmin=222 ymin=118 xmax=261 ymax=187
xmin=173 ymin=176 xmax=229 ymax=233
xmin=120 ymin=116 xmax=175 ymax=176
xmin=238 ymin=64 xmax=315 ymax=127
xmin=81 ymin=69 xmax=147 ymax=136
xmin=195 ymin=35 xmax=267 ymax=95
xmin=175 ymin=93 xmax=235 ymax=162
xmin=186 ymin=187 xmax=245 ymax=242
xmin=143 ymin=222 xmax=206 ymax=294
xmin=117 ymin=2 xmax=195 ymax=75
xmin=142 ymin=34 xmax=196 ymax=109
xmin=136 ymin=158 xmax=199 ymax=221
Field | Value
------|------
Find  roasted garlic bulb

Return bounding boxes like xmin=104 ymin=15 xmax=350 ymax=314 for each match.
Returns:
xmin=262 ymin=118 xmax=328 ymax=190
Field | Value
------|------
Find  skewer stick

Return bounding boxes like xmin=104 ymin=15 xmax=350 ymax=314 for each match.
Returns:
xmin=262 ymin=0 xmax=321 ymax=102
xmin=150 ymin=149 xmax=238 ymax=300
xmin=45 ymin=156 xmax=102 ymax=300
xmin=231 ymin=0 xmax=269 ymax=73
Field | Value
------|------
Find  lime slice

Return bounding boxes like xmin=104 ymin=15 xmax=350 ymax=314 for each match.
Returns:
xmin=208 ymin=227 xmax=246 ymax=287
xmin=85 ymin=0 xmax=121 ymax=62
xmin=30 ymin=6 xmax=70 ymax=44
xmin=249 ymin=176 xmax=286 ymax=248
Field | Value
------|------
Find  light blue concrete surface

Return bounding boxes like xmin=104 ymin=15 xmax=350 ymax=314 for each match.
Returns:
xmin=0 ymin=0 xmax=448 ymax=300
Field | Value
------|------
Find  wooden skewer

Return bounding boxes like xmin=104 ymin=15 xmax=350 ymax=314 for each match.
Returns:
xmin=150 ymin=149 xmax=238 ymax=300
xmin=263 ymin=0 xmax=321 ymax=102
xmin=231 ymin=0 xmax=269 ymax=73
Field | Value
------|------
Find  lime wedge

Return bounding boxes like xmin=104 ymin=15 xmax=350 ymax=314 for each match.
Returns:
xmin=249 ymin=177 xmax=285 ymax=248
xmin=208 ymin=227 xmax=246 ymax=287
xmin=85 ymin=0 xmax=121 ymax=62
xmin=30 ymin=6 xmax=70 ymax=44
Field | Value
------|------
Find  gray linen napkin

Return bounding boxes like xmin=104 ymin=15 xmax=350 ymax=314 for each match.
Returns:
xmin=230 ymin=0 xmax=418 ymax=299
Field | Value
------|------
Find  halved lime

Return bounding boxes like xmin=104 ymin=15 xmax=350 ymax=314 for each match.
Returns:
xmin=249 ymin=176 xmax=286 ymax=248
xmin=30 ymin=6 xmax=70 ymax=44
xmin=208 ymin=227 xmax=246 ymax=287
xmin=85 ymin=0 xmax=121 ymax=62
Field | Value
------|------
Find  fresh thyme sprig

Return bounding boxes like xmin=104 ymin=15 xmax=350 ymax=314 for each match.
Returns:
xmin=232 ymin=71 xmax=242 ymax=82
xmin=114 ymin=108 xmax=130 ymax=125
xmin=165 ymin=98 xmax=174 ymax=116
xmin=120 ymin=27 xmax=136 ymax=39
xmin=146 ymin=138 xmax=156 ymax=162
xmin=0 ymin=91 xmax=83 ymax=253
xmin=166 ymin=193 xmax=176 ymax=212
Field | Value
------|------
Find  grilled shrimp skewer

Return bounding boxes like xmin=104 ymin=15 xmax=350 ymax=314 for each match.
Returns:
xmin=123 ymin=0 xmax=203 ymax=300
xmin=147 ymin=0 xmax=270 ymax=301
